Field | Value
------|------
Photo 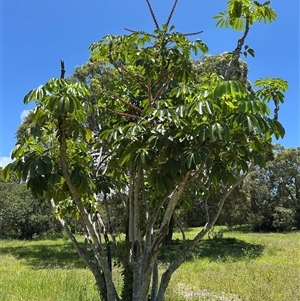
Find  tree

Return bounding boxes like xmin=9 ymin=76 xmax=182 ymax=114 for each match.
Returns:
xmin=3 ymin=1 xmax=288 ymax=300
xmin=0 ymin=168 xmax=61 ymax=239
xmin=245 ymin=145 xmax=300 ymax=231
xmin=194 ymin=52 xmax=253 ymax=93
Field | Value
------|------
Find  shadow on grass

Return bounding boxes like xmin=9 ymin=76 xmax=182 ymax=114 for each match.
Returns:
xmin=158 ymin=237 xmax=264 ymax=264
xmin=0 ymin=240 xmax=88 ymax=269
xmin=0 ymin=236 xmax=264 ymax=270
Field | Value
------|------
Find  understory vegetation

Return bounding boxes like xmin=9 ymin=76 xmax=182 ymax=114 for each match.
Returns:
xmin=1 ymin=228 xmax=299 ymax=301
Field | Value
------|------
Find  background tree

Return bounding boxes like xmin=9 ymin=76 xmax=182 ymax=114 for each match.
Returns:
xmin=245 ymin=145 xmax=300 ymax=231
xmin=194 ymin=52 xmax=253 ymax=92
xmin=3 ymin=1 xmax=287 ymax=301
xmin=0 ymin=168 xmax=61 ymax=239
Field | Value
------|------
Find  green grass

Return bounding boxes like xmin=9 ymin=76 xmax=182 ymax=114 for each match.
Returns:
xmin=0 ymin=229 xmax=299 ymax=301
xmin=165 ymin=229 xmax=300 ymax=301
xmin=0 ymin=239 xmax=99 ymax=301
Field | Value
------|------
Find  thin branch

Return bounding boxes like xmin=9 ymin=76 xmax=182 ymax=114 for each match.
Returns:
xmin=124 ymin=28 xmax=156 ymax=38
xmin=145 ymin=191 xmax=171 ymax=251
xmin=125 ymin=27 xmax=203 ymax=38
xmin=147 ymin=79 xmax=153 ymax=107
xmin=204 ymin=196 xmax=210 ymax=224
xmin=107 ymin=91 xmax=142 ymax=113
xmin=148 ymin=172 xmax=190 ymax=266
xmin=152 ymin=72 xmax=174 ymax=105
xmin=50 ymin=199 xmax=93 ymax=270
xmin=107 ymin=108 xmax=140 ymax=120
xmin=183 ymin=30 xmax=204 ymax=37
xmin=95 ymin=212 xmax=112 ymax=271
xmin=103 ymin=194 xmax=126 ymax=267
xmin=166 ymin=0 xmax=178 ymax=26
xmin=124 ymin=27 xmax=139 ymax=34
xmin=146 ymin=0 xmax=159 ymax=30
xmin=113 ymin=61 xmax=148 ymax=91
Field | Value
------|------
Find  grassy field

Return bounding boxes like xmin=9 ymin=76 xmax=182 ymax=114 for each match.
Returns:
xmin=0 ymin=228 xmax=299 ymax=301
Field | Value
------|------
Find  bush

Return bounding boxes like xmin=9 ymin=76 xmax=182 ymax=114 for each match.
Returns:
xmin=0 ymin=180 xmax=61 ymax=239
xmin=272 ymin=206 xmax=295 ymax=231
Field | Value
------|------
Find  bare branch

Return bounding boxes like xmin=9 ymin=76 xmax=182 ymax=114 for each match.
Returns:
xmin=124 ymin=28 xmax=156 ymax=38
xmin=183 ymin=30 xmax=204 ymax=36
xmin=145 ymin=0 xmax=160 ymax=30
xmin=166 ymin=0 xmax=178 ymax=26
xmin=124 ymin=27 xmax=139 ymax=34
xmin=124 ymin=27 xmax=203 ymax=38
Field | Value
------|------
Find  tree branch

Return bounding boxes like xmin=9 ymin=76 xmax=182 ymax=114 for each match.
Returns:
xmin=114 ymin=62 xmax=148 ymax=91
xmin=152 ymin=72 xmax=174 ymax=105
xmin=146 ymin=0 xmax=159 ymax=30
xmin=225 ymin=16 xmax=251 ymax=80
xmin=166 ymin=0 xmax=178 ymax=26
xmin=107 ymin=91 xmax=142 ymax=113
xmin=147 ymin=172 xmax=190 ymax=270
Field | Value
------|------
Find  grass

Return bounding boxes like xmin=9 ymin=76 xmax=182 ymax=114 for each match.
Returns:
xmin=0 ymin=228 xmax=299 ymax=301
xmin=165 ymin=229 xmax=300 ymax=301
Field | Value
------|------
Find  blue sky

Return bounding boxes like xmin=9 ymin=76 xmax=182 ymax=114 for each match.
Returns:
xmin=1 ymin=0 xmax=299 ymax=167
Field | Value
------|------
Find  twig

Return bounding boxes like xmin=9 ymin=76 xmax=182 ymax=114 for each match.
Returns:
xmin=183 ymin=30 xmax=203 ymax=36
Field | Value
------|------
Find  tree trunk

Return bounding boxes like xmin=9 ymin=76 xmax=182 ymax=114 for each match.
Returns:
xmin=163 ymin=213 xmax=175 ymax=245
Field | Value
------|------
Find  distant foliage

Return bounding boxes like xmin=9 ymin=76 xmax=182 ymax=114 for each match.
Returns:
xmin=0 ymin=169 xmax=61 ymax=239
xmin=272 ymin=206 xmax=295 ymax=231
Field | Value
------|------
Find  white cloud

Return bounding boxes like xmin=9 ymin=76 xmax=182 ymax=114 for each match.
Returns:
xmin=20 ymin=109 xmax=31 ymax=122
xmin=0 ymin=156 xmax=13 ymax=168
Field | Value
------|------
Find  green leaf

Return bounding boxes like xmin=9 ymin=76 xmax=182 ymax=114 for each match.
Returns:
xmin=231 ymin=1 xmax=243 ymax=18
xmin=195 ymin=39 xmax=209 ymax=54
xmin=41 ymin=156 xmax=52 ymax=165
xmin=247 ymin=48 xmax=255 ymax=57
xmin=246 ymin=116 xmax=254 ymax=132
xmin=2 ymin=163 xmax=12 ymax=180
